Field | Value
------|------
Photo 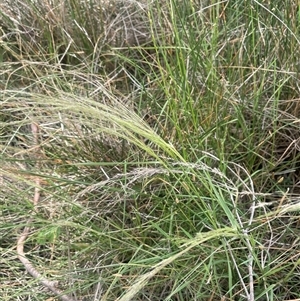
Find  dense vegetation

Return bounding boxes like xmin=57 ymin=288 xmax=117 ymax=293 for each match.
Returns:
xmin=1 ymin=1 xmax=300 ymax=300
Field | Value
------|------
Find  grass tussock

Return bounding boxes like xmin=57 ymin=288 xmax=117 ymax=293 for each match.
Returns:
xmin=1 ymin=0 xmax=300 ymax=300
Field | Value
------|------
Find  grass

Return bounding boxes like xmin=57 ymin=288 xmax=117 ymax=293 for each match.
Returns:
xmin=1 ymin=0 xmax=300 ymax=300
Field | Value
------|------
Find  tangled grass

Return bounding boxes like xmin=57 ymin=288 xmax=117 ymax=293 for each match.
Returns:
xmin=1 ymin=1 xmax=300 ymax=300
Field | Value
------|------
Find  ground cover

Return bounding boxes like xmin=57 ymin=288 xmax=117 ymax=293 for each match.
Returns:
xmin=1 ymin=1 xmax=300 ymax=300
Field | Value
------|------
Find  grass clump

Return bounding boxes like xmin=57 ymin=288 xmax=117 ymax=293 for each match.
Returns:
xmin=1 ymin=0 xmax=300 ymax=300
